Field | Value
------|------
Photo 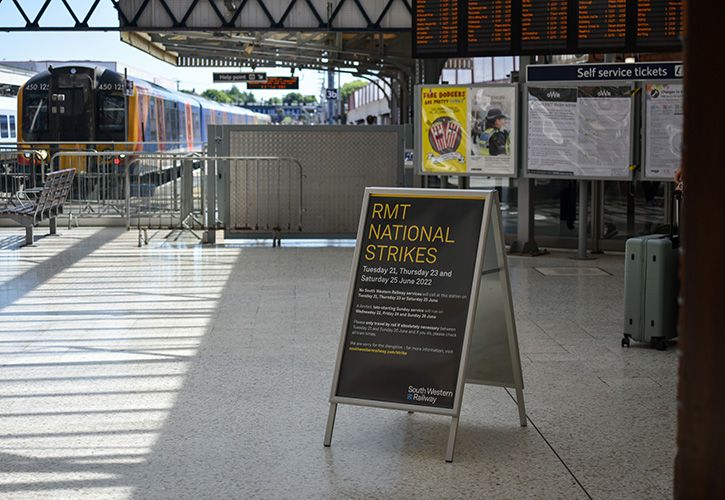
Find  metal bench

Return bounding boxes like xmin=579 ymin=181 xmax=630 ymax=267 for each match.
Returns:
xmin=0 ymin=169 xmax=75 ymax=246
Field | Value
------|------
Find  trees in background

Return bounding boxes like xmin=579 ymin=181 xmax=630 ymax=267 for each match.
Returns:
xmin=340 ymin=80 xmax=367 ymax=101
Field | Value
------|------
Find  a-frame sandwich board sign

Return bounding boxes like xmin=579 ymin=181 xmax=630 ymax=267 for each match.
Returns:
xmin=324 ymin=187 xmax=526 ymax=462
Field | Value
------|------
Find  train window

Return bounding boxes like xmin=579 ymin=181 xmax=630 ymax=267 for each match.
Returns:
xmin=22 ymin=91 xmax=48 ymax=136
xmin=192 ymin=107 xmax=201 ymax=143
xmin=0 ymin=116 xmax=7 ymax=138
xmin=164 ymin=101 xmax=179 ymax=145
xmin=97 ymin=93 xmax=125 ymax=139
xmin=147 ymin=97 xmax=158 ymax=142
xmin=9 ymin=115 xmax=16 ymax=138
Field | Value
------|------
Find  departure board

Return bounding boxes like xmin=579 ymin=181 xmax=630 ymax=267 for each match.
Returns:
xmin=520 ymin=0 xmax=569 ymax=52
xmin=635 ymin=0 xmax=685 ymax=50
xmin=467 ymin=0 xmax=513 ymax=54
xmin=412 ymin=0 xmax=684 ymax=58
xmin=578 ymin=0 xmax=628 ymax=50
xmin=414 ymin=0 xmax=460 ymax=57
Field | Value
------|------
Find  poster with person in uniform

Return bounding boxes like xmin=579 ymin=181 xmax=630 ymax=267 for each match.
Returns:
xmin=469 ymin=86 xmax=517 ymax=176
xmin=421 ymin=87 xmax=468 ymax=173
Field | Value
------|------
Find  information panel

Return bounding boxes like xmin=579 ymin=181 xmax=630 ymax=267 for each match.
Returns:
xmin=520 ymin=0 xmax=569 ymax=53
xmin=413 ymin=0 xmax=685 ymax=57
xmin=414 ymin=0 xmax=460 ymax=58
xmin=526 ymin=84 xmax=633 ymax=179
xmin=636 ymin=0 xmax=685 ymax=50
xmin=334 ymin=192 xmax=486 ymax=409
xmin=467 ymin=0 xmax=513 ymax=55
xmin=643 ymin=82 xmax=683 ymax=180
xmin=578 ymin=0 xmax=628 ymax=50
xmin=246 ymin=77 xmax=299 ymax=90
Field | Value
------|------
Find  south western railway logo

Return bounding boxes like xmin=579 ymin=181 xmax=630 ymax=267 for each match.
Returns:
xmin=407 ymin=385 xmax=454 ymax=405
xmin=427 ymin=117 xmax=464 ymax=165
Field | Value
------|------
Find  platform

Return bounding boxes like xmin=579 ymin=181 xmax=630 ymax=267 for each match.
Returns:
xmin=0 ymin=228 xmax=675 ymax=499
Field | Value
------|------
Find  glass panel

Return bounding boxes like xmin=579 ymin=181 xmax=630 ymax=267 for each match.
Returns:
xmin=0 ymin=115 xmax=7 ymax=138
xmin=602 ymin=180 xmax=668 ymax=240
xmin=22 ymin=91 xmax=48 ymax=136
xmin=441 ymin=69 xmax=456 ymax=84
xmin=533 ymin=179 xmax=580 ymax=239
xmin=469 ymin=177 xmax=518 ymax=236
xmin=97 ymin=93 xmax=125 ymax=134
xmin=9 ymin=115 xmax=16 ymax=137
xmin=457 ymin=69 xmax=472 ymax=84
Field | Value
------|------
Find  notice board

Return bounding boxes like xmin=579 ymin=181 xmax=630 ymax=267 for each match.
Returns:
xmin=642 ymin=82 xmax=683 ymax=180
xmin=325 ymin=188 xmax=526 ymax=462
xmin=524 ymin=83 xmax=635 ymax=180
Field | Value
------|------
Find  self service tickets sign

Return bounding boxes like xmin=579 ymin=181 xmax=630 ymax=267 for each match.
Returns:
xmin=418 ymin=85 xmax=518 ymax=177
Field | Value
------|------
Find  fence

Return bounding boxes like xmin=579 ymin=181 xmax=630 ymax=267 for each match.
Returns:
xmin=0 ymin=148 xmax=303 ymax=245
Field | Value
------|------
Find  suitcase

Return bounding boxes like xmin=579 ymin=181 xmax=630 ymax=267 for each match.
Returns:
xmin=622 ymin=234 xmax=679 ymax=350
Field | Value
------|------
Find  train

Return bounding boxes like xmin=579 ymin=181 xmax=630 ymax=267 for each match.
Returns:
xmin=18 ymin=64 xmax=270 ymax=156
xmin=0 ymin=95 xmax=18 ymax=145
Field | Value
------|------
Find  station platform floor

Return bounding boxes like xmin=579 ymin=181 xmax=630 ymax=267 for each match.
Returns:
xmin=0 ymin=228 xmax=676 ymax=499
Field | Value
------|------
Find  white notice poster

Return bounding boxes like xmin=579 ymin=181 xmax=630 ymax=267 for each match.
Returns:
xmin=468 ymin=86 xmax=517 ymax=176
xmin=527 ymin=87 xmax=579 ymax=175
xmin=527 ymin=86 xmax=633 ymax=178
xmin=577 ymin=86 xmax=632 ymax=178
xmin=644 ymin=83 xmax=683 ymax=180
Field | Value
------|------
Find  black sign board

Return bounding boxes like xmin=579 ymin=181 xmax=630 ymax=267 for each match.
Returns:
xmin=326 ymin=88 xmax=339 ymax=100
xmin=413 ymin=0 xmax=685 ymax=58
xmin=246 ymin=77 xmax=299 ymax=90
xmin=527 ymin=62 xmax=683 ymax=81
xmin=325 ymin=188 xmax=527 ymax=462
xmin=213 ymin=72 xmax=267 ymax=83
xmin=334 ymin=192 xmax=485 ymax=409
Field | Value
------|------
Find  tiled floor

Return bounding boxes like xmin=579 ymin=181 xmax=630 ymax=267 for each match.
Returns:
xmin=0 ymin=228 xmax=676 ymax=499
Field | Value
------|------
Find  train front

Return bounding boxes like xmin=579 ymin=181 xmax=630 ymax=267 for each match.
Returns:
xmin=18 ymin=65 xmax=129 ymax=175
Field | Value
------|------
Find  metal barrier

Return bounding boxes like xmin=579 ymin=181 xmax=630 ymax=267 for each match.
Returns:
xmin=224 ymin=157 xmax=304 ymax=246
xmin=0 ymin=149 xmax=48 ymax=204
xmin=36 ymin=151 xmax=304 ymax=246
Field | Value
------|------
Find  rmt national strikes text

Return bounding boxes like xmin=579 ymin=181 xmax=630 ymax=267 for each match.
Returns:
xmin=364 ymin=202 xmax=455 ymax=264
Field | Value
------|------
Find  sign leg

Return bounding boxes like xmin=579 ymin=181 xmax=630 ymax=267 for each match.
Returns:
xmin=323 ymin=403 xmax=337 ymax=447
xmin=445 ymin=416 xmax=460 ymax=463
xmin=515 ymin=387 xmax=528 ymax=427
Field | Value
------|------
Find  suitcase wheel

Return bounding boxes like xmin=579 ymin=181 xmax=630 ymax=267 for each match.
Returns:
xmin=621 ymin=335 xmax=631 ymax=348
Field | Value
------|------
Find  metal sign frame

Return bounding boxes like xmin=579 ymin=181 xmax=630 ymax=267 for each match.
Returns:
xmin=324 ymin=187 xmax=526 ymax=462
xmin=640 ymin=79 xmax=683 ymax=182
xmin=522 ymin=80 xmax=637 ymax=181
xmin=414 ymin=84 xmax=519 ymax=178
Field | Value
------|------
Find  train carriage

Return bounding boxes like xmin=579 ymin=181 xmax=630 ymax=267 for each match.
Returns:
xmin=17 ymin=64 xmax=269 ymax=170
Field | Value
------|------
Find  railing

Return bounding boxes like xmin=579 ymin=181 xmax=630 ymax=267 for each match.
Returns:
xmin=19 ymin=150 xmax=306 ymax=246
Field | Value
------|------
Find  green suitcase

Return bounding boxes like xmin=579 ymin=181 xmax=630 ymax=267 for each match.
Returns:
xmin=623 ymin=234 xmax=679 ymax=350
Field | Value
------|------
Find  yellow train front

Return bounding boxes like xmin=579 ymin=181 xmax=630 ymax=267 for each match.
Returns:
xmin=17 ymin=64 xmax=270 ymax=191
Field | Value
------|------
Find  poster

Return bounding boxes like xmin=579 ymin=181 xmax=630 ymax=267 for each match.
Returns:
xmin=334 ymin=193 xmax=485 ymax=408
xmin=469 ymin=86 xmax=517 ymax=176
xmin=577 ymin=86 xmax=632 ymax=178
xmin=527 ymin=87 xmax=579 ymax=175
xmin=527 ymin=85 xmax=632 ymax=178
xmin=644 ymin=83 xmax=683 ymax=179
xmin=421 ymin=87 xmax=468 ymax=173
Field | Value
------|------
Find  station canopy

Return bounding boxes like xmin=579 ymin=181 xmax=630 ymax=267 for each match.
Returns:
xmin=0 ymin=0 xmax=417 ymax=77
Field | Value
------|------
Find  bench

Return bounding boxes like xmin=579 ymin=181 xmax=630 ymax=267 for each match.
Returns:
xmin=0 ymin=169 xmax=75 ymax=246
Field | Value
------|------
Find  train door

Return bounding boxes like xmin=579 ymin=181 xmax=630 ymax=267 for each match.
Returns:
xmin=49 ymin=68 xmax=94 ymax=142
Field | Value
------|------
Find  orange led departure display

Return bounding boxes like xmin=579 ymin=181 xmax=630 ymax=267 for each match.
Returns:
xmin=467 ymin=0 xmax=513 ymax=54
xmin=413 ymin=0 xmax=460 ymax=57
xmin=246 ymin=77 xmax=299 ymax=90
xmin=413 ymin=0 xmax=684 ymax=57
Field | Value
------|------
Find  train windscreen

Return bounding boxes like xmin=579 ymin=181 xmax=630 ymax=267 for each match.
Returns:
xmin=22 ymin=90 xmax=49 ymax=140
